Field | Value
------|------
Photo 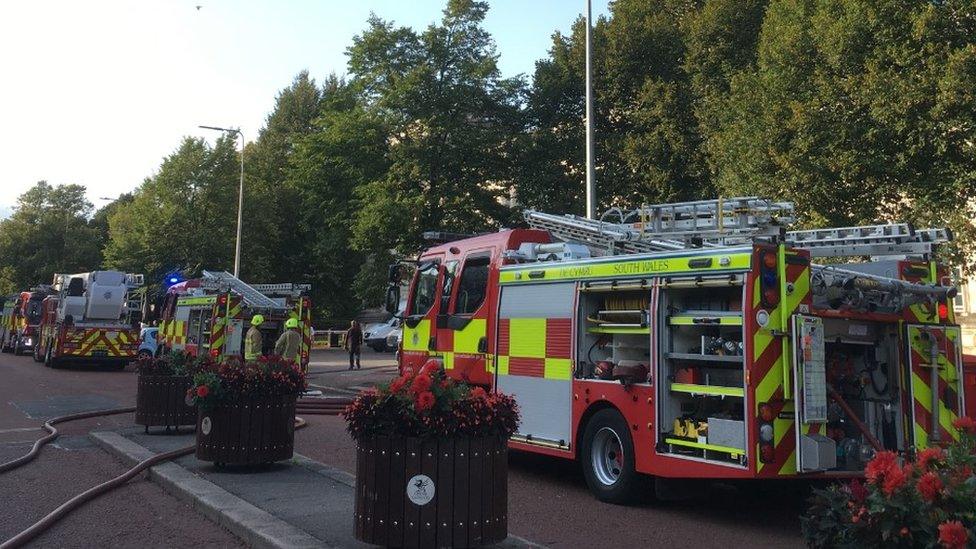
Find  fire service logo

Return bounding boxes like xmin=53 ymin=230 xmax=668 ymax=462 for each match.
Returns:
xmin=406 ymin=474 xmax=434 ymax=506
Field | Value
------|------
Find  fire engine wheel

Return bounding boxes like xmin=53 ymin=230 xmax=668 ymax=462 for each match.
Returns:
xmin=581 ymin=408 xmax=640 ymax=504
xmin=14 ymin=339 xmax=25 ymax=356
xmin=32 ymin=343 xmax=43 ymax=363
xmin=44 ymin=344 xmax=59 ymax=369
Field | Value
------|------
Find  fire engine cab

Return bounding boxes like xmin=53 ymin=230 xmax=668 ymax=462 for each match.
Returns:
xmin=389 ymin=197 xmax=964 ymax=502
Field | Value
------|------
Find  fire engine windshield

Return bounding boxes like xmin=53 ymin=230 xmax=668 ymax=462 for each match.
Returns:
xmin=409 ymin=262 xmax=440 ymax=316
xmin=25 ymin=299 xmax=44 ymax=324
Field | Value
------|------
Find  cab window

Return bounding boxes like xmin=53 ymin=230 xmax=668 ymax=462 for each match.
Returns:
xmin=439 ymin=261 xmax=459 ymax=315
xmin=409 ymin=261 xmax=440 ymax=316
xmin=455 ymin=256 xmax=491 ymax=315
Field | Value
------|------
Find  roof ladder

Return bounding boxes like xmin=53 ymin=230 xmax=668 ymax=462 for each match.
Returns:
xmin=201 ymin=270 xmax=284 ymax=310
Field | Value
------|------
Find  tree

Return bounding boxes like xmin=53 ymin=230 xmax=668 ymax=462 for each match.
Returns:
xmin=0 ymin=182 xmax=103 ymax=291
xmin=347 ymin=0 xmax=526 ymax=259
xmin=287 ymin=76 xmax=390 ymax=323
xmin=103 ymin=137 xmax=240 ymax=281
xmin=709 ymin=0 xmax=976 ymax=268
xmin=240 ymin=71 xmax=323 ymax=283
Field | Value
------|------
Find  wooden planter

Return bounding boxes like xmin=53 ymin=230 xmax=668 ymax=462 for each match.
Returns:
xmin=195 ymin=395 xmax=297 ymax=466
xmin=135 ymin=374 xmax=196 ymax=431
xmin=355 ymin=436 xmax=508 ymax=548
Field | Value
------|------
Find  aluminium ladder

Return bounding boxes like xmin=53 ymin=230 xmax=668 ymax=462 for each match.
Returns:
xmin=525 ymin=197 xmax=951 ymax=260
xmin=201 ymin=270 xmax=287 ymax=310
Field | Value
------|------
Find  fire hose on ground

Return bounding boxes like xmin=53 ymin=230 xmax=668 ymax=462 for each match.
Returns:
xmin=0 ymin=396 xmax=353 ymax=549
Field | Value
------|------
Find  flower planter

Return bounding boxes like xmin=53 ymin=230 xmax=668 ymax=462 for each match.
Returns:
xmin=354 ymin=435 xmax=508 ymax=548
xmin=195 ymin=395 xmax=297 ymax=466
xmin=135 ymin=374 xmax=196 ymax=432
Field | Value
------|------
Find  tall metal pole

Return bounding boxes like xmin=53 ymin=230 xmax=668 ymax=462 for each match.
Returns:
xmin=199 ymin=125 xmax=244 ymax=277
xmin=585 ymin=0 xmax=596 ymax=219
xmin=234 ymin=130 xmax=244 ymax=278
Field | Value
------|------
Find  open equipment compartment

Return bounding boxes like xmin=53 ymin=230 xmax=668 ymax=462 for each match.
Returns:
xmin=657 ymin=275 xmax=747 ymax=466
xmin=575 ymin=280 xmax=651 ymax=383
xmin=813 ymin=317 xmax=905 ymax=471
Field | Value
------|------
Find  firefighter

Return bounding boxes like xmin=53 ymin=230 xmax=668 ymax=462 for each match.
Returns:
xmin=345 ymin=319 xmax=363 ymax=370
xmin=244 ymin=314 xmax=264 ymax=361
xmin=275 ymin=317 xmax=302 ymax=366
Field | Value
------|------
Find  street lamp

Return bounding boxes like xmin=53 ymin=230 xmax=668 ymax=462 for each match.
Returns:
xmin=199 ymin=125 xmax=245 ymax=278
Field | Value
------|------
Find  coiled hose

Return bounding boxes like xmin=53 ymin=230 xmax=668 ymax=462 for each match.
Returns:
xmin=1 ymin=396 xmax=353 ymax=549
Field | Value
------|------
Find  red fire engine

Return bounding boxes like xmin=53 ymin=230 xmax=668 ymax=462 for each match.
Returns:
xmin=389 ymin=197 xmax=964 ymax=502
xmin=0 ymin=289 xmax=54 ymax=355
xmin=34 ymin=271 xmax=144 ymax=369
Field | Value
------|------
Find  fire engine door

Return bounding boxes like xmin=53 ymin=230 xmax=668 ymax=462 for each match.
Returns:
xmin=905 ymin=324 xmax=965 ymax=449
xmin=792 ymin=315 xmax=836 ymax=472
xmin=402 ymin=259 xmax=441 ymax=372
xmin=495 ymin=282 xmax=575 ymax=448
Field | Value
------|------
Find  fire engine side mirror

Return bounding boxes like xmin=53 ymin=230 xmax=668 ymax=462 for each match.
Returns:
xmin=388 ymin=264 xmax=401 ymax=284
xmin=385 ymin=285 xmax=400 ymax=315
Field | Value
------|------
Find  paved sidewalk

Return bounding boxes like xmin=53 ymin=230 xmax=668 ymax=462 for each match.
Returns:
xmin=92 ymin=427 xmax=539 ymax=548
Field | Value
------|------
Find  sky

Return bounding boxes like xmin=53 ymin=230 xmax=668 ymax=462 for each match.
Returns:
xmin=0 ymin=0 xmax=611 ymax=214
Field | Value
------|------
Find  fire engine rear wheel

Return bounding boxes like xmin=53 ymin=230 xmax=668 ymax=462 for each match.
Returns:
xmin=44 ymin=343 xmax=59 ymax=369
xmin=13 ymin=339 xmax=24 ymax=356
xmin=581 ymin=408 xmax=641 ymax=504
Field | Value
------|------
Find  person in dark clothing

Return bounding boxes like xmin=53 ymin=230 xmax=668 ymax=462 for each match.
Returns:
xmin=345 ymin=320 xmax=363 ymax=370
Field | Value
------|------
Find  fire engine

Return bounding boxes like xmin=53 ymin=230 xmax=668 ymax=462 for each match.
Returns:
xmin=0 ymin=288 xmax=57 ymax=355
xmin=35 ymin=271 xmax=145 ymax=369
xmin=0 ymin=294 xmax=23 ymax=353
xmin=388 ymin=197 xmax=965 ymax=502
xmin=156 ymin=270 xmax=312 ymax=369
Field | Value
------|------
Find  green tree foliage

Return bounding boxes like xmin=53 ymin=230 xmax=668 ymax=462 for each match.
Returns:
xmin=347 ymin=0 xmax=526 ymax=256
xmin=0 ymin=182 xmax=104 ymax=292
xmin=241 ymin=71 xmax=323 ymax=283
xmin=287 ymin=77 xmax=390 ymax=323
xmin=710 ymin=0 xmax=976 ymax=267
xmin=103 ymin=137 xmax=240 ymax=280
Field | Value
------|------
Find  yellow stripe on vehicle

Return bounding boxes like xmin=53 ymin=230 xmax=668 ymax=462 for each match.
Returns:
xmin=498 ymin=252 xmax=752 ymax=284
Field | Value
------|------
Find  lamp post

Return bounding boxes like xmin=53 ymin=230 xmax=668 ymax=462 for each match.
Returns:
xmin=585 ymin=0 xmax=596 ymax=220
xmin=199 ymin=125 xmax=245 ymax=278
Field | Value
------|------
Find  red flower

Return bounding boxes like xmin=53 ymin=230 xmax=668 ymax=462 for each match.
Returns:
xmin=900 ymin=527 xmax=910 ymax=537
xmin=938 ymin=521 xmax=969 ymax=549
xmin=917 ymin=471 xmax=943 ymax=502
xmin=411 ymin=374 xmax=432 ymax=394
xmin=865 ymin=451 xmax=899 ymax=484
xmin=415 ymin=391 xmax=435 ymax=412
xmin=389 ymin=376 xmax=408 ymax=394
xmin=917 ymin=447 xmax=944 ymax=472
xmin=881 ymin=464 xmax=909 ymax=496
xmin=848 ymin=479 xmax=868 ymax=503
xmin=470 ymin=387 xmax=487 ymax=400
xmin=952 ymin=416 xmax=976 ymax=435
xmin=195 ymin=385 xmax=210 ymax=398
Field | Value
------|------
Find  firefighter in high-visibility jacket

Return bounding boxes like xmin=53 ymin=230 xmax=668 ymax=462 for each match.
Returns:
xmin=275 ymin=317 xmax=302 ymax=366
xmin=244 ymin=314 xmax=264 ymax=361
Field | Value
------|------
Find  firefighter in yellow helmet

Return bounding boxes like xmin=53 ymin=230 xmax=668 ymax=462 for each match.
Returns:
xmin=244 ymin=314 xmax=264 ymax=361
xmin=275 ymin=316 xmax=302 ymax=366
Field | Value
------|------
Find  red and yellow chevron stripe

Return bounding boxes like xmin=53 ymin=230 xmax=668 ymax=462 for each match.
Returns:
xmin=60 ymin=327 xmax=139 ymax=358
xmin=906 ymin=325 xmax=964 ymax=448
xmin=751 ymin=246 xmax=813 ymax=476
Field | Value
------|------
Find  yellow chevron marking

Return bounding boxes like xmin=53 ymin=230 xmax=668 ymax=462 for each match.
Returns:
xmin=911 ymin=371 xmax=960 ymax=440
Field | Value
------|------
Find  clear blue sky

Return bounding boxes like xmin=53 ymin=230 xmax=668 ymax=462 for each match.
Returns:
xmin=0 ymin=0 xmax=611 ymax=213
